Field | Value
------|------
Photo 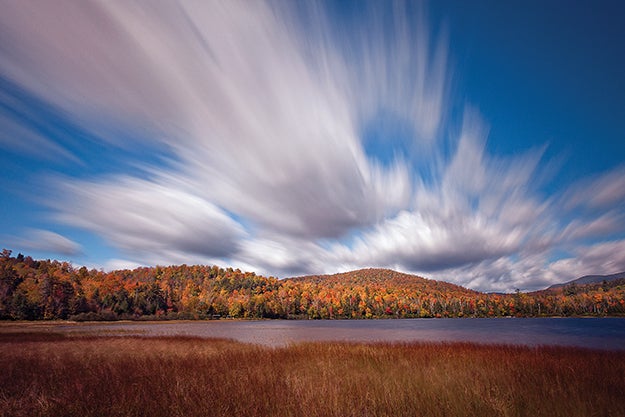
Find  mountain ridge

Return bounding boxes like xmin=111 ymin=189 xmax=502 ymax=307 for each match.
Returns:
xmin=548 ymin=271 xmax=625 ymax=289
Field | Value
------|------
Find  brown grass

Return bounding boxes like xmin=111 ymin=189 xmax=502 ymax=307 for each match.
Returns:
xmin=1 ymin=332 xmax=623 ymax=417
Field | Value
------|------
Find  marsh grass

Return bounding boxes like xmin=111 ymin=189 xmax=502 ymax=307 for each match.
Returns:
xmin=1 ymin=332 xmax=623 ymax=417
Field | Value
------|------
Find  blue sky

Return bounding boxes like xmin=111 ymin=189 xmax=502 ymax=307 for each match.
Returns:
xmin=1 ymin=0 xmax=624 ymax=292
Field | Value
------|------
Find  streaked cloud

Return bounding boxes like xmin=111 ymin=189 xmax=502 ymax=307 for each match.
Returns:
xmin=562 ymin=166 xmax=625 ymax=212
xmin=12 ymin=229 xmax=82 ymax=256
xmin=55 ymin=177 xmax=245 ymax=260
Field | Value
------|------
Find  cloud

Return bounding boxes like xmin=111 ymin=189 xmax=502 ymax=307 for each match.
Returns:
xmin=0 ymin=112 xmax=77 ymax=164
xmin=562 ymin=166 xmax=625 ymax=212
xmin=0 ymin=1 xmax=445 ymax=249
xmin=0 ymin=77 xmax=82 ymax=163
xmin=409 ymin=237 xmax=625 ymax=293
xmin=12 ymin=229 xmax=82 ymax=256
xmin=54 ymin=177 xmax=245 ymax=261
xmin=104 ymin=258 xmax=146 ymax=272
xmin=559 ymin=212 xmax=625 ymax=242
xmin=0 ymin=0 xmax=447 ymax=239
xmin=330 ymin=112 xmax=548 ymax=271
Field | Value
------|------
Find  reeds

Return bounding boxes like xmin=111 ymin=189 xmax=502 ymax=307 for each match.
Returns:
xmin=1 ymin=333 xmax=623 ymax=417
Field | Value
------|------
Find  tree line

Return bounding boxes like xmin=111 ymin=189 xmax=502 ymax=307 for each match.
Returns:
xmin=1 ymin=250 xmax=624 ymax=320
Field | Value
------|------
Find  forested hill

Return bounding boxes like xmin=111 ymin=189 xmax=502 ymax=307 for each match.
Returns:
xmin=289 ymin=268 xmax=478 ymax=295
xmin=1 ymin=250 xmax=624 ymax=321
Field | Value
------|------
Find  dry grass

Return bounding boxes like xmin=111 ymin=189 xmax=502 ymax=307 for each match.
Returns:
xmin=1 ymin=332 xmax=623 ymax=417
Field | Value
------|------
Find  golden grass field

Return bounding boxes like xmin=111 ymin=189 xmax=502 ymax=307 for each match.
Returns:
xmin=1 ymin=331 xmax=624 ymax=417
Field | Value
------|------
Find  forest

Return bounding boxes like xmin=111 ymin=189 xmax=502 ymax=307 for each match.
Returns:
xmin=1 ymin=249 xmax=624 ymax=321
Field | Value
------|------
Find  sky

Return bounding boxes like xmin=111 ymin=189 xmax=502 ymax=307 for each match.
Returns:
xmin=1 ymin=0 xmax=624 ymax=292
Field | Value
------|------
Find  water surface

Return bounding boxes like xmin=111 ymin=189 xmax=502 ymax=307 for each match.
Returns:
xmin=42 ymin=317 xmax=625 ymax=349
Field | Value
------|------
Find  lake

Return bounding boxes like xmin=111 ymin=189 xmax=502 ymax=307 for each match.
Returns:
xmin=22 ymin=317 xmax=625 ymax=350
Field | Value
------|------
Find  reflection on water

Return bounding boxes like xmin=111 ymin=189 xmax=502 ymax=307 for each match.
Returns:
xmin=48 ymin=318 xmax=625 ymax=350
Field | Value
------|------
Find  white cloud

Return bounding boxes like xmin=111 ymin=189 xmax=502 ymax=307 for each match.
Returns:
xmin=331 ymin=113 xmax=547 ymax=271
xmin=55 ymin=177 xmax=245 ymax=260
xmin=12 ymin=229 xmax=82 ymax=256
xmin=0 ymin=0 xmax=446 ymax=258
xmin=0 ymin=0 xmax=445 ymax=241
xmin=567 ymin=239 xmax=625 ymax=274
xmin=0 ymin=111 xmax=79 ymax=163
xmin=562 ymin=166 xmax=625 ymax=212
xmin=559 ymin=212 xmax=624 ymax=242
xmin=104 ymin=258 xmax=145 ymax=272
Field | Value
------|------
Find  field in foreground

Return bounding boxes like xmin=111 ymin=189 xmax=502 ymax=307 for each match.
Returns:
xmin=1 ymin=333 xmax=624 ymax=417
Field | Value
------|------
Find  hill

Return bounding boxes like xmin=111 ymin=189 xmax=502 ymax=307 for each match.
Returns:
xmin=289 ymin=268 xmax=479 ymax=297
xmin=289 ymin=268 xmax=479 ymax=295
xmin=548 ymin=271 xmax=625 ymax=289
xmin=284 ymin=268 xmax=481 ymax=318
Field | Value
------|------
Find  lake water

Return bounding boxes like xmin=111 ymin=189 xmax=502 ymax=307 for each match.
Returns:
xmin=43 ymin=318 xmax=625 ymax=350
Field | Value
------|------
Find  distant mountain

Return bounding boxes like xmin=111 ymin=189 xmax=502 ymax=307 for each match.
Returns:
xmin=548 ymin=271 xmax=625 ymax=289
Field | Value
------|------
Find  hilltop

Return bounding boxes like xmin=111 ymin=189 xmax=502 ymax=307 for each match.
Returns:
xmin=289 ymin=268 xmax=479 ymax=295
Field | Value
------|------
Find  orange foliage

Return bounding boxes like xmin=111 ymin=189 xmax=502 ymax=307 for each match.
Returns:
xmin=1 ymin=250 xmax=625 ymax=320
